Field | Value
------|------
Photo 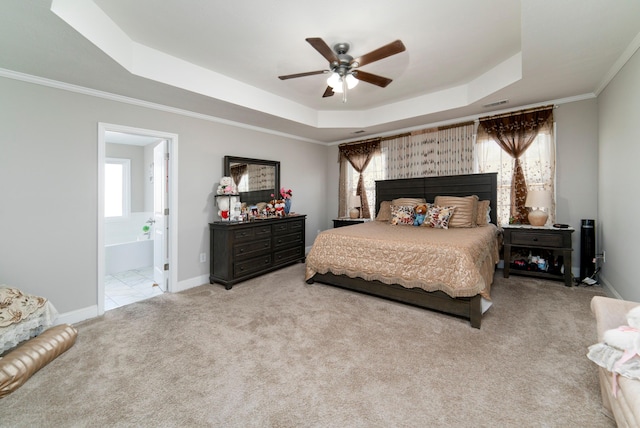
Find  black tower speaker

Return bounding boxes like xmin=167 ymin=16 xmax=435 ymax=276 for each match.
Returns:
xmin=580 ymin=219 xmax=595 ymax=280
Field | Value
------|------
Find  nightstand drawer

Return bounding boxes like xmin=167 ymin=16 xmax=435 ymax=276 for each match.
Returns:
xmin=510 ymin=231 xmax=564 ymax=248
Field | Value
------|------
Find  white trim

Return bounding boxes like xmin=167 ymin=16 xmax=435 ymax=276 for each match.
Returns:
xmin=595 ymin=31 xmax=640 ymax=95
xmin=175 ymin=275 xmax=210 ymax=293
xmin=55 ymin=305 xmax=98 ymax=326
xmin=0 ymin=68 xmax=324 ymax=145
xmin=98 ymin=123 xmax=179 ymax=315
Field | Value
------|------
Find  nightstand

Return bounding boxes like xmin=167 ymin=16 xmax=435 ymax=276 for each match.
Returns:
xmin=502 ymin=225 xmax=574 ymax=286
xmin=332 ymin=218 xmax=370 ymax=228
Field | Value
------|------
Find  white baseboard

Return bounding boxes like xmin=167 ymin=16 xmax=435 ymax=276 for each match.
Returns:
xmin=55 ymin=305 xmax=99 ymax=326
xmin=599 ymin=276 xmax=622 ymax=299
xmin=174 ymin=274 xmax=209 ymax=292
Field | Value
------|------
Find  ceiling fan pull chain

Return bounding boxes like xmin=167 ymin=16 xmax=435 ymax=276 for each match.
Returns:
xmin=342 ymin=77 xmax=347 ymax=103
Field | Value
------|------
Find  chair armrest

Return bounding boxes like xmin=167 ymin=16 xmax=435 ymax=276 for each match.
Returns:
xmin=591 ymin=296 xmax=640 ymax=342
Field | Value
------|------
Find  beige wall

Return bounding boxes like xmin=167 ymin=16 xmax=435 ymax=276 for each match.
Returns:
xmin=0 ymin=77 xmax=328 ymax=315
xmin=598 ymin=47 xmax=640 ymax=301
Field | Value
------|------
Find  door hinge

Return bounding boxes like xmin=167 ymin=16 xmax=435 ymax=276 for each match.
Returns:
xmin=164 ymin=208 xmax=169 ymax=215
xmin=164 ymin=263 xmax=169 ymax=271
xmin=165 ymin=152 xmax=170 ymax=160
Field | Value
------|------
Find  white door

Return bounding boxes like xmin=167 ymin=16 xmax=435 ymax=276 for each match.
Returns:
xmin=153 ymin=140 xmax=169 ymax=291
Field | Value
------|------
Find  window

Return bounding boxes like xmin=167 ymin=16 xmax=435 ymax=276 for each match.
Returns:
xmin=105 ymin=158 xmax=131 ymax=218
xmin=345 ymin=152 xmax=385 ymax=217
xmin=475 ymin=130 xmax=555 ymax=225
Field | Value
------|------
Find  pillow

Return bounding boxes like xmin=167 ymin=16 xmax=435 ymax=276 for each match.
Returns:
xmin=390 ymin=205 xmax=415 ymax=226
xmin=375 ymin=201 xmax=392 ymax=222
xmin=392 ymin=197 xmax=426 ymax=207
xmin=434 ymin=195 xmax=479 ymax=228
xmin=422 ymin=205 xmax=455 ymax=229
xmin=476 ymin=200 xmax=491 ymax=226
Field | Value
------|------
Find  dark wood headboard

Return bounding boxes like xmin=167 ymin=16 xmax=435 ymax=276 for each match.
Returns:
xmin=375 ymin=173 xmax=498 ymax=225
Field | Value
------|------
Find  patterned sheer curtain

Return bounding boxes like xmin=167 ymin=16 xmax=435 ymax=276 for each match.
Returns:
xmin=383 ymin=122 xmax=474 ymax=178
xmin=247 ymin=164 xmax=275 ymax=190
xmin=437 ymin=123 xmax=475 ymax=175
xmin=383 ymin=131 xmax=436 ymax=179
xmin=476 ymin=106 xmax=555 ymax=225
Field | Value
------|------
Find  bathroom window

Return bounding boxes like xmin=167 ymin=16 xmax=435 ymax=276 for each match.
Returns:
xmin=105 ymin=158 xmax=131 ymax=218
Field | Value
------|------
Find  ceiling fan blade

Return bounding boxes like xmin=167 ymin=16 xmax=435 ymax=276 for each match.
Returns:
xmin=278 ymin=70 xmax=327 ymax=80
xmin=352 ymin=40 xmax=406 ymax=68
xmin=306 ymin=38 xmax=339 ymax=64
xmin=322 ymin=86 xmax=335 ymax=98
xmin=353 ymin=70 xmax=393 ymax=88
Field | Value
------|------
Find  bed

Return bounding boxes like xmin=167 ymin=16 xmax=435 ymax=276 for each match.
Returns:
xmin=305 ymin=173 xmax=500 ymax=328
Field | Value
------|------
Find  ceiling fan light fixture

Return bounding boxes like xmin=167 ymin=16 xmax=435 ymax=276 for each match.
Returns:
xmin=327 ymin=73 xmax=358 ymax=93
xmin=326 ymin=72 xmax=341 ymax=89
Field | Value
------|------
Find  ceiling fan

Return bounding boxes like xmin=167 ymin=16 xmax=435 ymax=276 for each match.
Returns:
xmin=278 ymin=38 xmax=406 ymax=103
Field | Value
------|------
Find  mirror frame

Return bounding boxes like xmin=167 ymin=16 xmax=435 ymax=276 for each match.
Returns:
xmin=224 ymin=156 xmax=280 ymax=205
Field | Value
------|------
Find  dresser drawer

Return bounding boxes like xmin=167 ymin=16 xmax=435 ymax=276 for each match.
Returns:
xmin=272 ymin=219 xmax=304 ymax=234
xmin=233 ymin=225 xmax=271 ymax=241
xmin=509 ymin=231 xmax=565 ymax=248
xmin=234 ymin=254 xmax=272 ymax=278
xmin=274 ymin=231 xmax=302 ymax=249
xmin=233 ymin=238 xmax=271 ymax=259
xmin=274 ymin=246 xmax=304 ymax=265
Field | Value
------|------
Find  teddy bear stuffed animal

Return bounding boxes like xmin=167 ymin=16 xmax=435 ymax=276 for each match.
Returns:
xmin=216 ymin=176 xmax=236 ymax=195
xmin=414 ymin=204 xmax=428 ymax=226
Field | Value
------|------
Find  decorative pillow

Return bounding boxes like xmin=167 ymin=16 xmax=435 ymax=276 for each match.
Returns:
xmin=392 ymin=197 xmax=426 ymax=207
xmin=476 ymin=200 xmax=491 ymax=226
xmin=375 ymin=201 xmax=392 ymax=222
xmin=434 ymin=195 xmax=479 ymax=228
xmin=390 ymin=205 xmax=416 ymax=226
xmin=422 ymin=205 xmax=455 ymax=229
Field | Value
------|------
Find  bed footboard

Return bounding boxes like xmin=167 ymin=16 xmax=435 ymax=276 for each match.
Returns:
xmin=308 ymin=272 xmax=483 ymax=328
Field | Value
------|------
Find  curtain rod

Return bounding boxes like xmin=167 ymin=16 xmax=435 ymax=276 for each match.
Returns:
xmin=478 ymin=104 xmax=555 ymax=121
xmin=338 ymin=137 xmax=382 ymax=147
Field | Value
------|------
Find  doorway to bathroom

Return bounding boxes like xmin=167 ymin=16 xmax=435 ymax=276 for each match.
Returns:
xmin=98 ymin=123 xmax=178 ymax=314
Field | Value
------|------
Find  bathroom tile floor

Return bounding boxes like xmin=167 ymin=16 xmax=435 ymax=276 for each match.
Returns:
xmin=105 ymin=266 xmax=164 ymax=311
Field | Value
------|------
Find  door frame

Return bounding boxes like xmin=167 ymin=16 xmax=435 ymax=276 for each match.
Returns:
xmin=97 ymin=123 xmax=179 ymax=315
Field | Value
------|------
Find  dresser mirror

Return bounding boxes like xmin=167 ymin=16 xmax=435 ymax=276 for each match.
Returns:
xmin=224 ymin=156 xmax=280 ymax=205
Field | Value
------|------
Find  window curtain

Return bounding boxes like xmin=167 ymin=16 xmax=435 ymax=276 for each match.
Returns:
xmin=382 ymin=122 xmax=474 ymax=179
xmin=247 ymin=164 xmax=274 ymax=191
xmin=229 ymin=164 xmax=247 ymax=188
xmin=477 ymin=106 xmax=554 ymax=223
xmin=338 ymin=139 xmax=381 ymax=219
xmin=436 ymin=123 xmax=475 ymax=176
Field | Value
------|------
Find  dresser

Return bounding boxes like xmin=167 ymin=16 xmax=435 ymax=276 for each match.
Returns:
xmin=502 ymin=225 xmax=574 ymax=286
xmin=209 ymin=215 xmax=306 ymax=289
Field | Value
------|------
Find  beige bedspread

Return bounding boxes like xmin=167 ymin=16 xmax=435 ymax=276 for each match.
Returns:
xmin=305 ymin=221 xmax=501 ymax=299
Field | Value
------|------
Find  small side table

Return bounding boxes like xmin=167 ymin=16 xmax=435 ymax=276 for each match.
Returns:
xmin=333 ymin=218 xmax=370 ymax=228
xmin=502 ymin=225 xmax=574 ymax=286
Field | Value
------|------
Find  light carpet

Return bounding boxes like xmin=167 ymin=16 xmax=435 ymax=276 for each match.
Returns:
xmin=0 ymin=263 xmax=613 ymax=427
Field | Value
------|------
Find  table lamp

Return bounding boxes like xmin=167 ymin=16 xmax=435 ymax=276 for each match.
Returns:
xmin=349 ymin=194 xmax=361 ymax=219
xmin=525 ymin=190 xmax=552 ymax=226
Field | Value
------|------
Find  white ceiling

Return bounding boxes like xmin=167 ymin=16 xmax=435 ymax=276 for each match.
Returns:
xmin=2 ymin=1 xmax=640 ymax=144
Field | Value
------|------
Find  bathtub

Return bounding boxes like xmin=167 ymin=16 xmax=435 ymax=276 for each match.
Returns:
xmin=105 ymin=212 xmax=154 ymax=275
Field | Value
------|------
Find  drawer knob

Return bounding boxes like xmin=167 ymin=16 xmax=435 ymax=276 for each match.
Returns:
xmin=239 ymin=248 xmax=244 ymax=253
xmin=533 ymin=237 xmax=538 ymax=241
